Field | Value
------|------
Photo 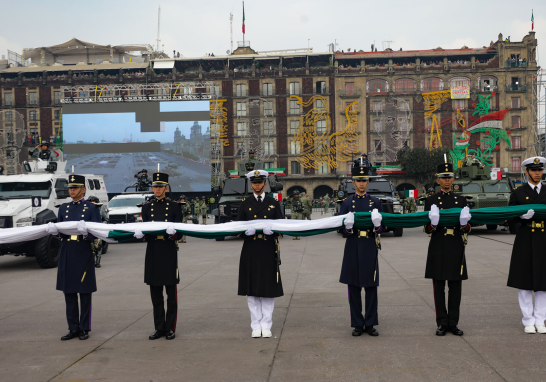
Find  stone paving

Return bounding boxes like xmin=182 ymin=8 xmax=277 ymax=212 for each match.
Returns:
xmin=1 ymin=214 xmax=544 ymax=382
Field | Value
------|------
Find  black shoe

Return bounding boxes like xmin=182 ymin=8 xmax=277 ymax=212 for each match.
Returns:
xmin=79 ymin=330 xmax=89 ymax=340
xmin=352 ymin=326 xmax=364 ymax=336
xmin=95 ymin=263 xmax=101 ymax=268
xmin=364 ymin=326 xmax=379 ymax=336
xmin=436 ymin=325 xmax=448 ymax=336
xmin=449 ymin=325 xmax=464 ymax=336
xmin=61 ymin=330 xmax=79 ymax=341
xmin=149 ymin=330 xmax=165 ymax=340
xmin=166 ymin=330 xmax=176 ymax=340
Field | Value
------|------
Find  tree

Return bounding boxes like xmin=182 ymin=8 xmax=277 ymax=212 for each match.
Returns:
xmin=398 ymin=146 xmax=452 ymax=184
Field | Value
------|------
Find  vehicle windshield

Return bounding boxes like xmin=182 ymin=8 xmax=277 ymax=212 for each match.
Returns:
xmin=484 ymin=182 xmax=510 ymax=192
xmin=367 ymin=181 xmax=392 ymax=193
xmin=223 ymin=179 xmax=247 ymax=195
xmin=457 ymin=183 xmax=482 ymax=193
xmin=109 ymin=197 xmax=145 ymax=208
xmin=0 ymin=181 xmax=51 ymax=198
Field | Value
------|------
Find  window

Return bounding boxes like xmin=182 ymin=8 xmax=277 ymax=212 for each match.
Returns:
xmin=211 ymin=162 xmax=222 ymax=173
xmin=454 ymin=99 xmax=465 ymax=110
xmin=54 ymin=91 xmax=61 ymax=104
xmin=237 ymin=122 xmax=247 ymax=136
xmin=316 ymin=120 xmax=327 ymax=135
xmin=449 ymin=77 xmax=470 ymax=88
xmin=316 ymin=81 xmax=326 ymax=94
xmin=290 ymin=140 xmax=300 ymax=155
xmin=291 ymin=161 xmax=301 ymax=175
xmin=87 ymin=179 xmax=95 ymax=190
xmin=290 ymin=120 xmax=300 ymax=134
xmin=512 ymin=116 xmax=521 ymax=129
xmin=372 ymin=101 xmax=383 ymax=112
xmin=5 ymin=93 xmax=13 ymax=106
xmin=54 ymin=110 xmax=61 ymax=120
xmin=236 ymin=102 xmax=247 ymax=116
xmin=264 ymin=162 xmax=273 ymax=169
xmin=374 ymin=140 xmax=383 ymax=152
xmin=5 ymin=111 xmax=13 ymax=121
xmin=345 ymin=102 xmax=356 ymax=112
xmin=317 ymin=162 xmax=329 ymax=174
xmin=29 ymin=110 xmax=38 ymax=121
xmin=236 ymin=84 xmax=246 ymax=97
xmin=373 ymin=119 xmax=383 ymax=132
xmin=130 ymin=89 xmax=138 ymax=96
xmin=263 ymin=83 xmax=273 ymax=96
xmin=29 ymin=93 xmax=38 ymax=105
xmin=263 ymin=121 xmax=274 ymax=135
xmin=479 ymin=76 xmax=497 ymax=92
xmin=211 ymin=86 xmax=220 ymax=96
xmin=511 ymin=97 xmax=521 ymax=108
xmin=93 ymin=180 xmax=101 ymax=190
xmin=263 ymin=141 xmax=274 ymax=156
xmin=367 ymin=80 xmax=388 ymax=93
xmin=512 ymin=136 xmax=521 ymax=149
xmin=511 ymin=157 xmax=521 ymax=172
xmin=104 ymin=90 xmax=114 ymax=97
xmin=425 ymin=118 xmax=432 ymax=131
xmin=316 ymin=99 xmax=325 ymax=111
xmin=264 ymin=101 xmax=273 ymax=116
xmin=345 ymin=82 xmax=355 ymax=95
xmin=290 ymin=100 xmax=300 ymax=114
xmin=236 ymin=142 xmax=245 ymax=155
xmin=211 ymin=143 xmax=221 ymax=155
xmin=289 ymin=82 xmax=300 ymax=95
xmin=395 ymin=79 xmax=414 ymax=93
xmin=422 ymin=77 xmax=443 ymax=92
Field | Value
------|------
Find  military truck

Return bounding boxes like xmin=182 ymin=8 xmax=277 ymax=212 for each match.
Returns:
xmin=437 ymin=163 xmax=515 ymax=232
xmin=334 ymin=177 xmax=404 ymax=236
xmin=211 ymin=159 xmax=283 ymax=241
xmin=0 ymin=155 xmax=108 ymax=268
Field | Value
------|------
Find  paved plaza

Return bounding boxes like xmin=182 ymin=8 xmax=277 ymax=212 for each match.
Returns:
xmin=1 ymin=213 xmax=544 ymax=382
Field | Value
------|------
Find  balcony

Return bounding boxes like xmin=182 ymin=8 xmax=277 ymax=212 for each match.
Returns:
xmin=505 ymin=60 xmax=527 ymax=68
xmin=505 ymin=147 xmax=526 ymax=152
xmin=506 ymin=85 xmax=527 ymax=92
xmin=339 ymin=90 xmax=361 ymax=98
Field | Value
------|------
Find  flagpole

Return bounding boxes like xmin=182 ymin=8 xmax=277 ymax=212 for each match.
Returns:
xmin=243 ymin=1 xmax=245 ymax=46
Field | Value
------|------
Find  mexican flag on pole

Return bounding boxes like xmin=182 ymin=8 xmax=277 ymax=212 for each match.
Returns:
xmin=532 ymin=10 xmax=534 ymax=30
xmin=242 ymin=2 xmax=245 ymax=34
xmin=404 ymin=190 xmax=419 ymax=198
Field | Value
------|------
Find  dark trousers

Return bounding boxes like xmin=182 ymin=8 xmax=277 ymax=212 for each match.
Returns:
xmin=348 ymin=284 xmax=378 ymax=328
xmin=64 ymin=293 xmax=92 ymax=332
xmin=150 ymin=285 xmax=178 ymax=332
xmin=432 ymin=280 xmax=462 ymax=326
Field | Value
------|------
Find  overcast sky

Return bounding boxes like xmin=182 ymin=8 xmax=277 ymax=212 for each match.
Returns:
xmin=0 ymin=1 xmax=544 ymax=64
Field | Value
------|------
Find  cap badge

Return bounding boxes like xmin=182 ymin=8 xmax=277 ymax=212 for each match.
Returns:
xmin=254 ymin=170 xmax=260 ymax=177
xmin=534 ymin=158 xmax=541 ymax=165
xmin=70 ymin=176 xmax=75 ymax=182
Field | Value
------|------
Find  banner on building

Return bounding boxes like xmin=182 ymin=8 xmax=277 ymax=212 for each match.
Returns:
xmin=404 ymin=190 xmax=419 ymax=198
xmin=451 ymin=86 xmax=470 ymax=99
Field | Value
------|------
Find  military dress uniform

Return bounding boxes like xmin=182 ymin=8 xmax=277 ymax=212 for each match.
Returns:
xmin=56 ymin=175 xmax=102 ymax=340
xmin=507 ymin=157 xmax=546 ymax=334
xmin=339 ymin=165 xmax=384 ymax=336
xmin=424 ymin=162 xmax=471 ymax=336
xmin=237 ymin=170 xmax=284 ymax=337
xmin=141 ymin=172 xmax=182 ymax=339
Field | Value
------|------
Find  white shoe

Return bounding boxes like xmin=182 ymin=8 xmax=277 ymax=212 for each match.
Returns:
xmin=262 ymin=329 xmax=272 ymax=338
xmin=536 ymin=325 xmax=546 ymax=334
xmin=524 ymin=325 xmax=537 ymax=334
xmin=251 ymin=329 xmax=261 ymax=338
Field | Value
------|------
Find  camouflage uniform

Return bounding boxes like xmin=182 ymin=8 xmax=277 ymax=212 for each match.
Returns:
xmin=199 ymin=198 xmax=208 ymax=224
xmin=300 ymin=194 xmax=313 ymax=220
xmin=323 ymin=195 xmax=330 ymax=214
xmin=178 ymin=197 xmax=191 ymax=243
xmin=405 ymin=197 xmax=417 ymax=214
xmin=290 ymin=192 xmax=304 ymax=240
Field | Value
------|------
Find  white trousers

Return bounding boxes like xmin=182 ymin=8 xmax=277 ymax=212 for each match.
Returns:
xmin=518 ymin=290 xmax=546 ymax=326
xmin=247 ymin=296 xmax=274 ymax=330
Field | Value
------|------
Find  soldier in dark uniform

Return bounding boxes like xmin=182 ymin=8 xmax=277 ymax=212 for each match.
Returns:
xmin=353 ymin=153 xmax=373 ymax=170
xmin=135 ymin=169 xmax=152 ymax=191
xmin=237 ymin=169 xmax=284 ymax=338
xmin=57 ymin=175 xmax=102 ymax=341
xmin=339 ymin=164 xmax=384 ymax=337
xmin=424 ymin=161 xmax=472 ymax=336
xmin=29 ymin=141 xmax=55 ymax=161
xmin=141 ymin=172 xmax=182 ymax=340
xmin=507 ymin=156 xmax=546 ymax=334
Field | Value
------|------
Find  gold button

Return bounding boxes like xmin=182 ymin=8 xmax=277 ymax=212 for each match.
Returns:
xmin=455 ymin=202 xmax=458 ymax=204
xmin=165 ymin=219 xmax=168 ymax=221
xmin=439 ymin=202 xmax=442 ymax=204
xmin=268 ymin=208 xmax=270 ymax=211
xmin=152 ymin=220 xmax=155 ymax=222
xmin=65 ymin=216 xmax=68 ymax=218
xmin=526 ymin=197 xmax=529 ymax=199
xmin=165 ymin=213 xmax=168 ymax=216
xmin=264 ymin=216 xmax=267 ymax=218
xmin=152 ymin=203 xmax=154 ymax=206
xmin=151 ymin=214 xmax=154 ymax=217
xmin=151 ymin=209 xmax=154 ymax=211
xmin=167 ymin=203 xmax=169 ymax=205
xmin=254 ymin=215 xmax=257 ymax=218
xmin=166 ymin=207 xmax=168 ymax=210
xmin=249 ymin=208 xmax=252 ymax=210
xmin=82 ymin=215 xmax=84 ymax=217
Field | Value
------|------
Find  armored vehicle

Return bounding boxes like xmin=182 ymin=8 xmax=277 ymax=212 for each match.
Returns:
xmin=107 ymin=192 xmax=153 ymax=224
xmin=335 ymin=177 xmax=404 ymax=236
xmin=0 ymin=155 xmax=108 ymax=268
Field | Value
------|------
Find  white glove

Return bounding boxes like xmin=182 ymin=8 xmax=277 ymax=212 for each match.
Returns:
xmin=344 ymin=212 xmax=355 ymax=230
xmin=46 ymin=222 xmax=59 ymax=235
xmin=263 ymin=224 xmax=274 ymax=236
xmin=459 ymin=206 xmax=472 ymax=226
xmin=371 ymin=209 xmax=382 ymax=227
xmin=429 ymin=204 xmax=440 ymax=226
xmin=134 ymin=230 xmax=144 ymax=239
xmin=245 ymin=225 xmax=256 ymax=236
xmin=166 ymin=224 xmax=176 ymax=235
xmin=77 ymin=220 xmax=88 ymax=236
xmin=520 ymin=209 xmax=535 ymax=220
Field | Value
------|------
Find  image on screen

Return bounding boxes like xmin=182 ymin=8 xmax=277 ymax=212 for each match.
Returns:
xmin=62 ymin=101 xmax=211 ymax=193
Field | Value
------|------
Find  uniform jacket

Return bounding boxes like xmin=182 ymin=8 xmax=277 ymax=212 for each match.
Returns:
xmin=198 ymin=201 xmax=208 ymax=215
xmin=56 ymin=198 xmax=102 ymax=293
xmin=424 ymin=191 xmax=469 ymax=281
xmin=300 ymin=196 xmax=312 ymax=214
xmin=179 ymin=202 xmax=191 ymax=222
xmin=237 ymin=194 xmax=284 ymax=298
xmin=507 ymin=183 xmax=546 ymax=291
xmin=339 ymin=193 xmax=383 ymax=288
xmin=142 ymin=197 xmax=182 ymax=286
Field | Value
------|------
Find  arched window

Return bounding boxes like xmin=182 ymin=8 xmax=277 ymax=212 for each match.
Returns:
xmin=449 ymin=76 xmax=470 ymax=88
xmin=477 ymin=76 xmax=498 ymax=92
xmin=421 ymin=77 xmax=443 ymax=92
xmin=395 ymin=78 xmax=415 ymax=93
xmin=367 ymin=79 xmax=388 ymax=93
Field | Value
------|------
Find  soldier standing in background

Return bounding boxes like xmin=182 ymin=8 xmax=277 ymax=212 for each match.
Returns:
xmin=301 ymin=193 xmax=313 ymax=220
xmin=178 ymin=194 xmax=191 ymax=243
xmin=323 ymin=194 xmax=331 ymax=215
xmin=405 ymin=196 xmax=417 ymax=214
xmin=290 ymin=190 xmax=304 ymax=240
xmin=199 ymin=196 xmax=208 ymax=225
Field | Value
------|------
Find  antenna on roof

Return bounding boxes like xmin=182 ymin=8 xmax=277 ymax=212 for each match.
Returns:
xmin=382 ymin=40 xmax=394 ymax=50
xmin=230 ymin=13 xmax=233 ymax=54
xmin=156 ymin=5 xmax=161 ymax=54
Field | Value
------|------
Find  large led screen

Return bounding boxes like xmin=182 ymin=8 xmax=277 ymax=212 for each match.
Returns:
xmin=62 ymin=101 xmax=211 ymax=193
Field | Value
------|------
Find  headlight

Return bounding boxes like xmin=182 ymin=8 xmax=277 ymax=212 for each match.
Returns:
xmin=219 ymin=205 xmax=225 ymax=216
xmin=393 ymin=205 xmax=402 ymax=214
xmin=134 ymin=213 xmax=143 ymax=222
xmin=16 ymin=217 xmax=33 ymax=227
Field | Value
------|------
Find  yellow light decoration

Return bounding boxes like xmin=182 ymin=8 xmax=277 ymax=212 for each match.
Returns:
xmin=423 ymin=90 xmax=451 ymax=148
xmin=210 ymin=99 xmax=229 ymax=146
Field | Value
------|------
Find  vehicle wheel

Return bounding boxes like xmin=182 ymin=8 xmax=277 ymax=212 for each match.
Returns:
xmin=486 ymin=224 xmax=498 ymax=231
xmin=101 ymin=241 xmax=109 ymax=254
xmin=393 ymin=227 xmax=403 ymax=237
xmin=509 ymin=222 xmax=520 ymax=235
xmin=34 ymin=235 xmax=61 ymax=269
xmin=215 ymin=237 xmax=225 ymax=241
